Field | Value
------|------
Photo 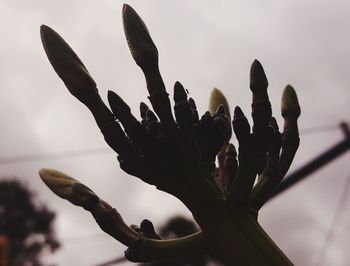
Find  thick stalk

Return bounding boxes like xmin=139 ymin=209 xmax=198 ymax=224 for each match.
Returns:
xmin=168 ymin=169 xmax=292 ymax=265
xmin=126 ymin=232 xmax=207 ymax=262
xmin=194 ymin=205 xmax=293 ymax=266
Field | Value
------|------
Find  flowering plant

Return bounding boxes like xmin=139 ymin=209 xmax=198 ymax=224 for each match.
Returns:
xmin=40 ymin=4 xmax=300 ymax=265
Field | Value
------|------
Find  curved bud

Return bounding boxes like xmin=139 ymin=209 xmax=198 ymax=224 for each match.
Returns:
xmin=250 ymin=59 xmax=268 ymax=95
xmin=233 ymin=106 xmax=250 ymax=143
xmin=39 ymin=168 xmax=98 ymax=209
xmin=212 ymin=116 xmax=227 ymax=133
xmin=269 ymin=117 xmax=279 ymax=132
xmin=209 ymin=88 xmax=232 ymax=144
xmin=140 ymin=219 xmax=161 ymax=239
xmin=107 ymin=90 xmax=133 ymax=125
xmin=122 ymin=4 xmax=158 ymax=69
xmin=173 ymin=81 xmax=188 ymax=103
xmin=123 ymin=4 xmax=175 ymax=129
xmin=40 ymin=25 xmax=97 ymax=105
xmin=188 ymin=97 xmax=199 ymax=124
xmin=209 ymin=88 xmax=231 ymax=120
xmin=174 ymin=82 xmax=193 ymax=129
xmin=140 ymin=102 xmax=150 ymax=119
xmin=215 ymin=104 xmax=225 ymax=115
xmin=223 ymin=144 xmax=238 ymax=190
xmin=146 ymin=109 xmax=158 ymax=122
xmin=281 ymin=85 xmax=301 ymax=119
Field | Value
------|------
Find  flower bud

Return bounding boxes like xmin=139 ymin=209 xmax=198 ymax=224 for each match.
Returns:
xmin=140 ymin=219 xmax=161 ymax=239
xmin=233 ymin=106 xmax=250 ymax=143
xmin=140 ymin=102 xmax=150 ymax=120
xmin=122 ymin=4 xmax=158 ymax=69
xmin=188 ymin=97 xmax=199 ymax=124
xmin=281 ymin=85 xmax=301 ymax=119
xmin=250 ymin=59 xmax=268 ymax=95
xmin=40 ymin=25 xmax=97 ymax=105
xmin=209 ymin=88 xmax=230 ymax=119
xmin=173 ymin=81 xmax=188 ymax=103
xmin=108 ymin=90 xmax=133 ymax=125
xmin=39 ymin=168 xmax=98 ymax=209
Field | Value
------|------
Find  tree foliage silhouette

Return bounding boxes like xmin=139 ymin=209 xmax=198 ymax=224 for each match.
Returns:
xmin=0 ymin=179 xmax=59 ymax=266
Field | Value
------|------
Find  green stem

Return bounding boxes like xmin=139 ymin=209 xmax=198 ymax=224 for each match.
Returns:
xmin=126 ymin=231 xmax=207 ymax=262
xmin=249 ymin=170 xmax=278 ymax=211
xmin=195 ymin=205 xmax=293 ymax=266
xmin=228 ymin=155 xmax=258 ymax=204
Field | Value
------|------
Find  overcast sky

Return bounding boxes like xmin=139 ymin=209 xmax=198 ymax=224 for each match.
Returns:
xmin=1 ymin=0 xmax=350 ymax=265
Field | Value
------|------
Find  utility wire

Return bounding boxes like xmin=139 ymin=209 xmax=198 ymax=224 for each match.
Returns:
xmin=0 ymin=147 xmax=110 ymax=165
xmin=62 ymin=232 xmax=107 ymax=243
xmin=313 ymin=172 xmax=350 ymax=266
xmin=299 ymin=120 xmax=350 ymax=135
xmin=299 ymin=123 xmax=342 ymax=135
xmin=0 ymin=122 xmax=348 ymax=165
xmin=92 ymin=256 xmax=127 ymax=266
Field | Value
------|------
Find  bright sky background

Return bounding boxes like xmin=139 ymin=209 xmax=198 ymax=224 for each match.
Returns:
xmin=1 ymin=1 xmax=350 ymax=265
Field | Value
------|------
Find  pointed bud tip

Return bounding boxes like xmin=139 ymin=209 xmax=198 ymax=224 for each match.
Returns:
xmin=225 ymin=143 xmax=237 ymax=156
xmin=188 ymin=97 xmax=196 ymax=105
xmin=234 ymin=106 xmax=244 ymax=118
xmin=281 ymin=85 xmax=301 ymax=118
xmin=39 ymin=168 xmax=67 ymax=183
xmin=107 ymin=90 xmax=116 ymax=99
xmin=40 ymin=24 xmax=51 ymax=38
xmin=122 ymin=3 xmax=135 ymax=17
xmin=269 ymin=116 xmax=279 ymax=131
xmin=140 ymin=102 xmax=149 ymax=110
xmin=40 ymin=24 xmax=97 ymax=103
xmin=107 ymin=90 xmax=121 ymax=104
xmin=108 ymin=91 xmax=131 ymax=115
xmin=140 ymin=219 xmax=153 ymax=229
xmin=209 ymin=88 xmax=230 ymax=116
xmin=122 ymin=4 xmax=139 ymax=27
xmin=173 ymin=81 xmax=187 ymax=102
xmin=140 ymin=102 xmax=149 ymax=118
xmin=146 ymin=109 xmax=158 ymax=121
xmin=174 ymin=81 xmax=182 ymax=87
xmin=250 ymin=59 xmax=268 ymax=92
xmin=216 ymin=104 xmax=226 ymax=115
xmin=39 ymin=168 xmax=98 ymax=208
xmin=40 ymin=25 xmax=59 ymax=51
xmin=212 ymin=87 xmax=221 ymax=94
xmin=39 ymin=168 xmax=77 ymax=198
xmin=203 ymin=110 xmax=212 ymax=117
xmin=122 ymin=3 xmax=158 ymax=68
xmin=252 ymin=59 xmax=262 ymax=67
xmin=107 ymin=90 xmax=117 ymax=103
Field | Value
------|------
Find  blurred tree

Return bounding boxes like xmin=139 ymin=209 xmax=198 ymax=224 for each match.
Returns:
xmin=0 ymin=179 xmax=59 ymax=266
xmin=0 ymin=235 xmax=9 ymax=265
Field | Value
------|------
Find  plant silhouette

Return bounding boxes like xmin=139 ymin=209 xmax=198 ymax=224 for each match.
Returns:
xmin=39 ymin=4 xmax=300 ymax=265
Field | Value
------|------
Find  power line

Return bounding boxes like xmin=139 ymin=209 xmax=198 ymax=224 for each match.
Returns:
xmin=271 ymin=122 xmax=350 ymax=198
xmin=299 ymin=121 xmax=350 ymax=135
xmin=299 ymin=123 xmax=341 ymax=135
xmin=0 ymin=147 xmax=111 ymax=165
xmin=62 ymin=232 xmax=107 ymax=243
xmin=313 ymin=172 xmax=350 ymax=266
xmin=0 ymin=122 xmax=347 ymax=165
xmin=92 ymin=257 xmax=127 ymax=266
